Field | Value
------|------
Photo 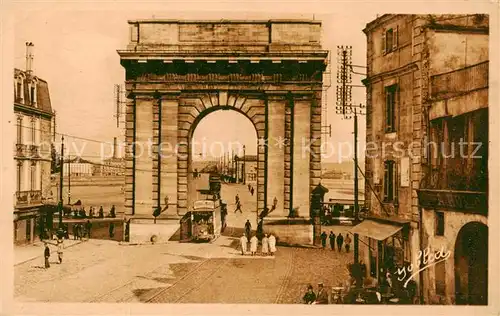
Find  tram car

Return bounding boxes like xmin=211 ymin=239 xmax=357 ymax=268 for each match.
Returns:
xmin=179 ymin=199 xmax=222 ymax=242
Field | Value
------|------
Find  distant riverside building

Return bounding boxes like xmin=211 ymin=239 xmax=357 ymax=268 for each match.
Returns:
xmin=361 ymin=14 xmax=488 ymax=305
xmin=64 ymin=156 xmax=94 ymax=177
xmin=13 ymin=42 xmax=55 ymax=244
xmin=93 ymin=138 xmax=125 ymax=176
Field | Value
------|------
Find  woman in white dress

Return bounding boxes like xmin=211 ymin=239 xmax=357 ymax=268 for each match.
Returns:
xmin=261 ymin=234 xmax=269 ymax=256
xmin=268 ymin=233 xmax=277 ymax=255
xmin=250 ymin=235 xmax=258 ymax=256
xmin=240 ymin=234 xmax=248 ymax=255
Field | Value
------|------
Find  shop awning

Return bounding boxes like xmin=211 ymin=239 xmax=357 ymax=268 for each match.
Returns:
xmin=349 ymin=220 xmax=403 ymax=241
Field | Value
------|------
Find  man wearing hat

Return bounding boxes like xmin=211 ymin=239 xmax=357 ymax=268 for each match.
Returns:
xmin=315 ymin=282 xmax=329 ymax=304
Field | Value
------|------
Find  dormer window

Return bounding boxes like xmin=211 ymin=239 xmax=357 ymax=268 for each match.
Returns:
xmin=15 ymin=76 xmax=24 ymax=103
xmin=29 ymin=81 xmax=37 ymax=106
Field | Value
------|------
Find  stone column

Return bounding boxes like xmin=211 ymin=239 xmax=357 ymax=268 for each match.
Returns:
xmin=266 ymin=93 xmax=286 ymax=217
xmin=160 ymin=93 xmax=180 ymax=216
xmin=292 ymin=96 xmax=312 ymax=218
xmin=124 ymin=97 xmax=135 ymax=215
xmin=133 ymin=94 xmax=154 ymax=216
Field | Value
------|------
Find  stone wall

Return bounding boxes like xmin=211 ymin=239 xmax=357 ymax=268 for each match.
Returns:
xmin=421 ymin=208 xmax=487 ymax=304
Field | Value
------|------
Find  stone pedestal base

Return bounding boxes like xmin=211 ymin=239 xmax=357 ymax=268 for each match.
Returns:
xmin=128 ymin=217 xmax=180 ymax=244
xmin=262 ymin=217 xmax=313 ymax=246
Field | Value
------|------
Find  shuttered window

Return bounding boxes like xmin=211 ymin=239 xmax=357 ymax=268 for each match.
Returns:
xmin=385 ymin=85 xmax=397 ymax=132
xmin=382 ymin=26 xmax=399 ymax=55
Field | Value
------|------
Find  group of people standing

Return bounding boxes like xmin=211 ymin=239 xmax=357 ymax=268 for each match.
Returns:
xmin=320 ymin=231 xmax=352 ymax=252
xmin=239 ymin=232 xmax=276 ymax=256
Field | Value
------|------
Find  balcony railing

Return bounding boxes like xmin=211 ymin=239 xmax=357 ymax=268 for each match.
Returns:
xmin=15 ymin=190 xmax=43 ymax=206
xmin=417 ymin=189 xmax=487 ymax=215
xmin=28 ymin=145 xmax=39 ymax=157
xmin=431 ymin=61 xmax=488 ymax=100
xmin=15 ymin=144 xmax=28 ymax=157
xmin=14 ymin=144 xmax=40 ymax=158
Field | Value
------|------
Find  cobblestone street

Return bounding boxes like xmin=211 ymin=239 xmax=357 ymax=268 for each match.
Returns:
xmin=15 ymin=226 xmax=354 ymax=304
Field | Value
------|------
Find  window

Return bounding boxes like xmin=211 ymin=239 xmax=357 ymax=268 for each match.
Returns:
xmin=435 ymin=211 xmax=445 ymax=236
xmin=30 ymin=85 xmax=36 ymax=105
xmin=385 ymin=85 xmax=397 ymax=132
xmin=383 ymin=160 xmax=397 ymax=202
xmin=31 ymin=118 xmax=36 ymax=145
xmin=30 ymin=162 xmax=36 ymax=191
xmin=16 ymin=82 xmax=22 ymax=102
xmin=385 ymin=29 xmax=393 ymax=51
xmin=382 ymin=26 xmax=399 ymax=54
xmin=16 ymin=116 xmax=22 ymax=144
xmin=16 ymin=161 xmax=22 ymax=192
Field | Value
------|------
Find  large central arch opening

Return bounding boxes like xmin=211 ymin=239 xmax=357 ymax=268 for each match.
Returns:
xmin=189 ymin=109 xmax=259 ymax=233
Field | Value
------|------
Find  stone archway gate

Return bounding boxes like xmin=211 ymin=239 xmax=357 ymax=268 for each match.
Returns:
xmin=118 ymin=19 xmax=328 ymax=222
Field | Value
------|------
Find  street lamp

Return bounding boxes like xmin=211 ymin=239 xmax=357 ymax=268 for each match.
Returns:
xmin=242 ymin=145 xmax=246 ymax=185
xmin=58 ymin=135 xmax=64 ymax=228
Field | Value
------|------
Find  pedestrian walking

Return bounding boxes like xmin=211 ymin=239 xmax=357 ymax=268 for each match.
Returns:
xmin=337 ymin=233 xmax=344 ymax=252
xmin=56 ymin=238 xmax=64 ymax=264
xmin=85 ymin=220 xmax=92 ymax=239
xmin=244 ymin=220 xmax=252 ymax=239
xmin=320 ymin=231 xmax=327 ymax=249
xmin=329 ymin=231 xmax=336 ymax=251
xmin=268 ymin=233 xmax=277 ymax=256
xmin=44 ymin=242 xmax=50 ymax=269
xmin=235 ymin=194 xmax=240 ymax=204
xmin=239 ymin=234 xmax=248 ymax=255
xmin=250 ymin=234 xmax=258 ymax=256
xmin=250 ymin=187 xmax=254 ymax=196
xmin=109 ymin=222 xmax=115 ymax=239
xmin=234 ymin=200 xmax=242 ymax=213
xmin=303 ymin=284 xmax=316 ymax=304
xmin=261 ymin=233 xmax=269 ymax=256
xmin=345 ymin=233 xmax=352 ymax=252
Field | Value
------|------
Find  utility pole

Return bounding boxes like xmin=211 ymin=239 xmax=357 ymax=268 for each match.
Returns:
xmin=67 ymin=155 xmax=71 ymax=205
xmin=336 ymin=45 xmax=365 ymax=265
xmin=58 ymin=135 xmax=64 ymax=228
xmin=241 ymin=145 xmax=247 ymax=184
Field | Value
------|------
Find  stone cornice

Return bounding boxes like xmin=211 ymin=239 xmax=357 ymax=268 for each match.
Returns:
xmin=14 ymin=103 xmax=54 ymax=119
xmin=362 ymin=62 xmax=419 ymax=86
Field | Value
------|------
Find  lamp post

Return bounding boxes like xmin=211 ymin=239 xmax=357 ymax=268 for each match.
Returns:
xmin=242 ymin=145 xmax=246 ymax=185
xmin=58 ymin=135 xmax=64 ymax=228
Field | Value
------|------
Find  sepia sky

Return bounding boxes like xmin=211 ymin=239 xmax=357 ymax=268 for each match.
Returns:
xmin=12 ymin=4 xmax=378 ymax=163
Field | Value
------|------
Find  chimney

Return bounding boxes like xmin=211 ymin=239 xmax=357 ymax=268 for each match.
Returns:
xmin=25 ymin=42 xmax=34 ymax=76
xmin=113 ymin=137 xmax=117 ymax=159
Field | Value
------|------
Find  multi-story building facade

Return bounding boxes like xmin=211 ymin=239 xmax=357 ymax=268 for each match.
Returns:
xmin=360 ymin=14 xmax=488 ymax=304
xmin=13 ymin=43 xmax=55 ymax=244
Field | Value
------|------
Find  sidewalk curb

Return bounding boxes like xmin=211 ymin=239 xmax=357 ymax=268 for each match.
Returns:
xmin=15 ymin=239 xmax=85 ymax=266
